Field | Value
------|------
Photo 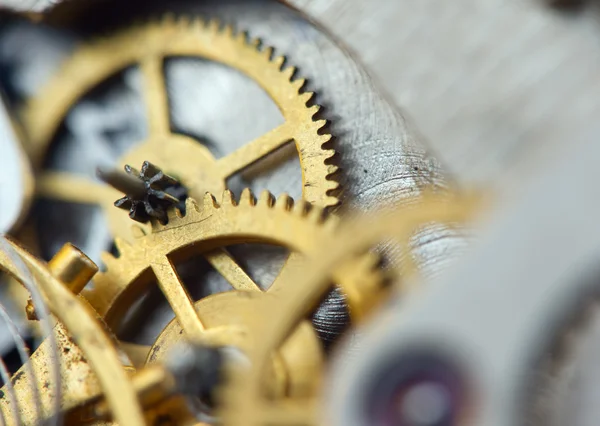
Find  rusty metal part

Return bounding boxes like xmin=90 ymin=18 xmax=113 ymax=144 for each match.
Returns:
xmin=0 ymin=241 xmax=146 ymax=425
xmin=219 ymin=190 xmax=480 ymax=426
xmin=23 ymin=15 xmax=338 ymax=243
xmin=99 ymin=161 xmax=188 ymax=225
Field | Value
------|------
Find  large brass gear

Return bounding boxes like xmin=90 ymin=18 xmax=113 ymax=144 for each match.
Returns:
xmin=21 ymin=14 xmax=339 ymax=241
xmin=219 ymin=190 xmax=481 ymax=426
xmin=84 ymin=188 xmax=383 ymax=403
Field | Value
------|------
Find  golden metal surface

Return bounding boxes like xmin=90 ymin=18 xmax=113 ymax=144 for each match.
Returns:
xmin=86 ymin=189 xmax=381 ymax=400
xmin=47 ymin=242 xmax=98 ymax=295
xmin=220 ymin=190 xmax=481 ymax=426
xmin=94 ymin=364 xmax=176 ymax=419
xmin=21 ymin=15 xmax=339 ymax=243
xmin=146 ymin=291 xmax=323 ymax=399
xmin=0 ymin=321 xmax=102 ymax=425
xmin=0 ymin=241 xmax=145 ymax=425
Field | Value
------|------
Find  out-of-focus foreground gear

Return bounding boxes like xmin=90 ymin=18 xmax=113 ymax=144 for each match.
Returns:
xmin=219 ymin=190 xmax=481 ymax=426
xmin=320 ymin=139 xmax=600 ymax=426
xmin=24 ymin=15 xmax=339 ymax=243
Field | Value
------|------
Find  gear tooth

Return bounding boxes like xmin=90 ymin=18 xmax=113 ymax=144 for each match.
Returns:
xmin=150 ymin=218 xmax=163 ymax=232
xmin=131 ymin=223 xmax=148 ymax=238
xmin=315 ymin=118 xmax=328 ymax=127
xmin=275 ymin=194 xmax=294 ymax=211
xmin=292 ymin=200 xmax=312 ymax=217
xmin=221 ymin=189 xmax=237 ymax=207
xmin=249 ymin=37 xmax=261 ymax=48
xmin=319 ymin=133 xmax=333 ymax=144
xmin=223 ymin=24 xmax=235 ymax=37
xmin=263 ymin=46 xmax=274 ymax=60
xmin=273 ymin=56 xmax=285 ymax=69
xmin=361 ymin=252 xmax=381 ymax=270
xmin=323 ymin=149 xmax=336 ymax=160
xmin=326 ymin=179 xmax=340 ymax=192
xmin=114 ymin=237 xmax=131 ymax=256
xmin=282 ymin=66 xmax=296 ymax=80
xmin=300 ymin=92 xmax=315 ymax=104
xmin=207 ymin=18 xmax=220 ymax=32
xmin=322 ymin=214 xmax=340 ymax=232
xmin=167 ymin=207 xmax=181 ymax=222
xmin=307 ymin=205 xmax=326 ymax=224
xmin=237 ymin=30 xmax=249 ymax=43
xmin=185 ymin=197 xmax=200 ymax=213
xmin=327 ymin=165 xmax=339 ymax=175
xmin=308 ymin=106 xmax=321 ymax=118
xmin=177 ymin=14 xmax=191 ymax=26
xmin=324 ymin=195 xmax=341 ymax=209
xmin=202 ymin=192 xmax=219 ymax=210
xmin=292 ymin=78 xmax=306 ymax=91
xmin=191 ymin=16 xmax=204 ymax=29
xmin=100 ymin=252 xmax=118 ymax=268
xmin=258 ymin=190 xmax=275 ymax=207
xmin=163 ymin=12 xmax=176 ymax=25
xmin=240 ymin=188 xmax=257 ymax=206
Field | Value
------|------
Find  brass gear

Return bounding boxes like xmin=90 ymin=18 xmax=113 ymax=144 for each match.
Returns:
xmin=219 ymin=190 xmax=481 ymax=426
xmin=22 ymin=14 xmax=339 ymax=241
xmin=85 ymin=189 xmax=383 ymax=400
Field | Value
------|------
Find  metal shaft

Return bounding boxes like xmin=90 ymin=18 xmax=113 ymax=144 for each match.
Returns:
xmin=96 ymin=166 xmax=146 ymax=199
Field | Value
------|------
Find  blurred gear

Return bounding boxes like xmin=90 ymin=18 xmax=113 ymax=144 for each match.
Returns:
xmin=24 ymin=14 xmax=339 ymax=244
xmin=85 ymin=189 xmax=383 ymax=401
xmin=98 ymin=160 xmax=188 ymax=224
xmin=220 ymin=190 xmax=480 ymax=426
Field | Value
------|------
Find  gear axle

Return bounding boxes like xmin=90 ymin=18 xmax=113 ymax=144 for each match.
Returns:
xmin=97 ymin=161 xmax=188 ymax=224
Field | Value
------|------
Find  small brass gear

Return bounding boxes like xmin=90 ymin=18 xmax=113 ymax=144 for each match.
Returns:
xmin=84 ymin=189 xmax=383 ymax=402
xmin=219 ymin=190 xmax=481 ymax=426
xmin=22 ymin=14 xmax=339 ymax=241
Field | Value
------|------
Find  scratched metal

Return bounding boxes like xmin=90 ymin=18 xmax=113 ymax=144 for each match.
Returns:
xmin=290 ymin=0 xmax=600 ymax=191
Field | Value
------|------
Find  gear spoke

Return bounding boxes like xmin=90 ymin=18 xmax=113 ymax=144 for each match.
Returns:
xmin=36 ymin=171 xmax=118 ymax=205
xmin=204 ymin=248 xmax=261 ymax=292
xmin=140 ymin=56 xmax=170 ymax=136
xmin=217 ymin=123 xmax=293 ymax=178
xmin=151 ymin=257 xmax=206 ymax=341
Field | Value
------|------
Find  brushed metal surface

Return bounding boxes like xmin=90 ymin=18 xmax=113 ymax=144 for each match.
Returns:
xmin=327 ymin=137 xmax=600 ymax=426
xmin=290 ymin=0 xmax=600 ymax=188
